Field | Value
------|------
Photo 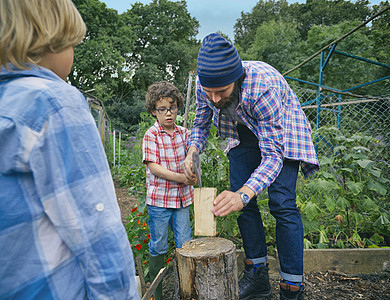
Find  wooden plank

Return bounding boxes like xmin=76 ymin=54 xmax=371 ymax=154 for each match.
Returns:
xmin=194 ymin=188 xmax=217 ymax=236
xmin=236 ymin=248 xmax=390 ymax=275
xmin=136 ymin=256 xmax=146 ymax=295
xmin=141 ymin=267 xmax=168 ymax=300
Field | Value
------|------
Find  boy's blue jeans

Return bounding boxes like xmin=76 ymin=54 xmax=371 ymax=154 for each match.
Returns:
xmin=228 ymin=125 xmax=304 ymax=282
xmin=148 ymin=205 xmax=192 ymax=256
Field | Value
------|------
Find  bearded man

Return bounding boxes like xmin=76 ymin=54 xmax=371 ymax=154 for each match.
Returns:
xmin=183 ymin=33 xmax=319 ymax=300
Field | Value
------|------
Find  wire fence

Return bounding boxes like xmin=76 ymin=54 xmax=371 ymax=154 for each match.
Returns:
xmin=182 ymin=75 xmax=390 ymax=182
xmin=296 ymin=87 xmax=390 ymax=177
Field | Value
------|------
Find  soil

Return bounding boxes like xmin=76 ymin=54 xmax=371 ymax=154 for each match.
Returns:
xmin=161 ymin=268 xmax=390 ymax=300
xmin=115 ymin=182 xmax=390 ymax=299
xmin=115 ymin=180 xmax=139 ymax=224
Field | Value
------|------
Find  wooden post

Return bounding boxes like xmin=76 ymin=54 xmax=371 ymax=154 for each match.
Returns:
xmin=175 ymin=237 xmax=239 ymax=300
xmin=135 ymin=256 xmax=146 ymax=295
xmin=194 ymin=188 xmax=217 ymax=236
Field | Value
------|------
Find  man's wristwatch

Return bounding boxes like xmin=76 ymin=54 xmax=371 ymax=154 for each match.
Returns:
xmin=236 ymin=191 xmax=250 ymax=207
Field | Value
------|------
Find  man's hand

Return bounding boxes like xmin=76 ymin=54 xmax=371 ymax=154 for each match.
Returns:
xmin=212 ymin=190 xmax=244 ymax=217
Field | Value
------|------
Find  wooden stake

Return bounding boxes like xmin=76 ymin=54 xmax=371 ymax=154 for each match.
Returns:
xmin=136 ymin=256 xmax=146 ymax=295
xmin=141 ymin=267 xmax=168 ymax=300
xmin=194 ymin=188 xmax=217 ymax=236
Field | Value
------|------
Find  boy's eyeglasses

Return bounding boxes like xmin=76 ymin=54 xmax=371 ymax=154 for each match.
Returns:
xmin=155 ymin=106 xmax=178 ymax=115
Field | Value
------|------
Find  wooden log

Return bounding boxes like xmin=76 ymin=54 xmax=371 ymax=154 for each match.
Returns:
xmin=175 ymin=237 xmax=239 ymax=300
xmin=194 ymin=188 xmax=217 ymax=236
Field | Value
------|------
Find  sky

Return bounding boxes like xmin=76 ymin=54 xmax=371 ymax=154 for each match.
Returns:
xmin=100 ymin=0 xmax=382 ymax=41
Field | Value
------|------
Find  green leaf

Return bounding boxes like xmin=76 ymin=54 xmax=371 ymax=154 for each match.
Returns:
xmin=374 ymin=214 xmax=390 ymax=227
xmin=346 ymin=181 xmax=364 ymax=195
xmin=368 ymin=181 xmax=388 ymax=196
xmin=362 ymin=197 xmax=379 ymax=211
xmin=302 ymin=202 xmax=322 ymax=221
xmin=340 ymin=168 xmax=353 ymax=173
xmin=351 ymin=212 xmax=363 ymax=225
xmin=319 ymin=156 xmax=333 ymax=166
xmin=307 ymin=179 xmax=338 ymax=193
xmin=355 ymin=159 xmax=373 ymax=169
xmin=301 ymin=214 xmax=319 ymax=234
xmin=318 ymin=229 xmax=329 ymax=244
xmin=303 ymin=238 xmax=312 ymax=249
xmin=367 ymin=167 xmax=381 ymax=178
xmin=352 ymin=146 xmax=370 ymax=153
xmin=336 ymin=196 xmax=349 ymax=209
xmin=320 ymin=172 xmax=335 ymax=179
xmin=370 ymin=233 xmax=384 ymax=244
xmin=316 ymin=243 xmax=329 ymax=249
xmin=324 ymin=197 xmax=336 ymax=212
xmin=334 ymin=145 xmax=347 ymax=154
xmin=258 ymin=199 xmax=269 ymax=206
xmin=350 ymin=231 xmax=362 ymax=242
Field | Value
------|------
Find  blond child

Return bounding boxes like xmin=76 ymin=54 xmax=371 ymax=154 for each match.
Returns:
xmin=0 ymin=0 xmax=139 ymax=299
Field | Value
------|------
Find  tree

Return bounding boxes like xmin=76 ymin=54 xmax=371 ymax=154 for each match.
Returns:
xmin=121 ymin=0 xmax=200 ymax=91
xmin=241 ymin=19 xmax=302 ymax=73
xmin=234 ymin=0 xmax=372 ymax=50
xmin=234 ymin=0 xmax=290 ymax=50
xmin=71 ymin=0 xmax=136 ymax=96
xmin=369 ymin=1 xmax=390 ymax=93
xmin=294 ymin=0 xmax=371 ymax=39
xmin=300 ymin=20 xmax=377 ymax=93
xmin=72 ymin=0 xmax=199 ymax=131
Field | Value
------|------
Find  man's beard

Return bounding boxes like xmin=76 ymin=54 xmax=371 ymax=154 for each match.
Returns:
xmin=209 ymin=95 xmax=233 ymax=109
xmin=207 ymin=82 xmax=237 ymax=109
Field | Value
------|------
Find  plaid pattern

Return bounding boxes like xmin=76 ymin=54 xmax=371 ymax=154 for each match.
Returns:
xmin=0 ymin=65 xmax=139 ymax=300
xmin=143 ymin=121 xmax=193 ymax=208
xmin=190 ymin=61 xmax=319 ymax=195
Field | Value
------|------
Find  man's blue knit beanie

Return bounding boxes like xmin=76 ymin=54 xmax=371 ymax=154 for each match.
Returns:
xmin=197 ymin=33 xmax=244 ymax=88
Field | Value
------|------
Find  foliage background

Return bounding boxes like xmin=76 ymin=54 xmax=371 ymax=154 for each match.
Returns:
xmin=72 ymin=0 xmax=389 ymax=132
xmin=71 ymin=0 xmax=390 ymax=275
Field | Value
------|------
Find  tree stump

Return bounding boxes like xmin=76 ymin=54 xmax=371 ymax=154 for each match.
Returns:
xmin=175 ymin=237 xmax=239 ymax=300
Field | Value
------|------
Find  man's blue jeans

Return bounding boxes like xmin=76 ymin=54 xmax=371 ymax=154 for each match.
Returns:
xmin=228 ymin=125 xmax=304 ymax=282
xmin=148 ymin=205 xmax=192 ymax=256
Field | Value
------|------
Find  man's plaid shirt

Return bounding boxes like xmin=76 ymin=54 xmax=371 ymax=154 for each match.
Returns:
xmin=143 ymin=121 xmax=193 ymax=208
xmin=189 ymin=61 xmax=319 ymax=195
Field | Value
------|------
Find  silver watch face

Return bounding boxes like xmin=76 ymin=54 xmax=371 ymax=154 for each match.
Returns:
xmin=242 ymin=194 xmax=250 ymax=204
xmin=239 ymin=192 xmax=250 ymax=204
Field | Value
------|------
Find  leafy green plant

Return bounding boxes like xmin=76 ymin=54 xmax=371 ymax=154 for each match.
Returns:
xmin=115 ymin=118 xmax=389 ymax=275
xmin=298 ymin=127 xmax=389 ymax=248
xmin=125 ymin=205 xmax=150 ymax=276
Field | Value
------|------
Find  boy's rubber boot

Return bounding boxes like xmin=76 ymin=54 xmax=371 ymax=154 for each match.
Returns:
xmin=149 ymin=254 xmax=165 ymax=300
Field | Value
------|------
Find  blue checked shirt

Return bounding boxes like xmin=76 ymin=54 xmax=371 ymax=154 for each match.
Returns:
xmin=189 ymin=61 xmax=319 ymax=195
xmin=0 ymin=65 xmax=140 ymax=299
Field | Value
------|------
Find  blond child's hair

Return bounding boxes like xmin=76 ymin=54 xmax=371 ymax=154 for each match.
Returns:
xmin=0 ymin=0 xmax=86 ymax=70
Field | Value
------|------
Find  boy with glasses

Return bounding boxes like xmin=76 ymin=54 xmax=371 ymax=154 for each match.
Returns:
xmin=142 ymin=81 xmax=197 ymax=300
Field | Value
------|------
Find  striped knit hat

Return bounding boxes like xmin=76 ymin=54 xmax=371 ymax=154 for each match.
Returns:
xmin=197 ymin=33 xmax=244 ymax=88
